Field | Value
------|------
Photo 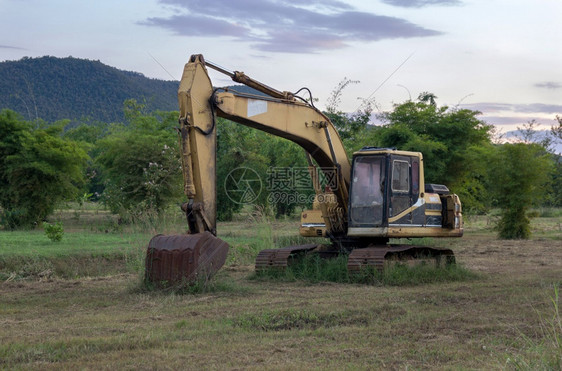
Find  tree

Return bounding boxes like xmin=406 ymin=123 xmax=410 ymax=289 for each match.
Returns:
xmin=215 ymin=117 xmax=315 ymax=220
xmin=324 ymin=78 xmax=373 ymax=154
xmin=63 ymin=119 xmax=110 ymax=145
xmin=63 ymin=119 xmax=111 ymax=200
xmin=551 ymin=158 xmax=562 ymax=207
xmin=95 ymin=102 xmax=181 ymax=219
xmin=514 ymin=117 xmax=562 ymax=207
xmin=0 ymin=110 xmax=88 ymax=228
xmin=551 ymin=115 xmax=562 ymax=145
xmin=262 ymin=136 xmax=312 ymax=218
xmin=369 ymin=94 xmax=494 ymax=213
xmin=489 ymin=143 xmax=553 ymax=239
xmin=517 ymin=120 xmax=554 ymax=152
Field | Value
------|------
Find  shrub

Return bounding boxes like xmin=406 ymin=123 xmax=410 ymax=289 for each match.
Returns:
xmin=95 ymin=107 xmax=181 ymax=220
xmin=43 ymin=222 xmax=64 ymax=242
xmin=489 ymin=143 xmax=553 ymax=239
xmin=0 ymin=110 xmax=88 ymax=228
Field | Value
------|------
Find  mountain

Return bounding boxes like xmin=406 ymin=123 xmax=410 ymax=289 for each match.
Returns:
xmin=0 ymin=56 xmax=179 ymax=123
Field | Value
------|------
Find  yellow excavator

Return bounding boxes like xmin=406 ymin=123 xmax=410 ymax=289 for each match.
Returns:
xmin=145 ymin=54 xmax=463 ymax=284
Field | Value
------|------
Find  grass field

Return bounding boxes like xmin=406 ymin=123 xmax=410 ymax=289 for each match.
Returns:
xmin=1 ymin=206 xmax=561 ymax=369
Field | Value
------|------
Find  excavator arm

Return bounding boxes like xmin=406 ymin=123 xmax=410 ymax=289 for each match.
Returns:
xmin=178 ymin=54 xmax=350 ymax=237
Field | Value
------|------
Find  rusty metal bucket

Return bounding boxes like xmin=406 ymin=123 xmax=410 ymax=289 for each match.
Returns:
xmin=145 ymin=232 xmax=229 ymax=285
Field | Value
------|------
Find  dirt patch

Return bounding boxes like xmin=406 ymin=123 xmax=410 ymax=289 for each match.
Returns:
xmin=455 ymin=236 xmax=562 ymax=276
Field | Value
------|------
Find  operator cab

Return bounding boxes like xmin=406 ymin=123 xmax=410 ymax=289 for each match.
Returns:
xmin=346 ymin=148 xmax=462 ymax=238
xmin=349 ymin=148 xmax=421 ymax=229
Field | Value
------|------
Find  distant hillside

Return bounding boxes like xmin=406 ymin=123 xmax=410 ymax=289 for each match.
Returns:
xmin=0 ymin=56 xmax=179 ymax=123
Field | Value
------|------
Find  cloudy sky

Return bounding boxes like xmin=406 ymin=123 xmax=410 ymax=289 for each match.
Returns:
xmin=1 ymin=0 xmax=561 ymax=134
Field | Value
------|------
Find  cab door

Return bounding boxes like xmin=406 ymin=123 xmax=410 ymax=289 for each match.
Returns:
xmin=349 ymin=155 xmax=386 ymax=227
xmin=389 ymin=155 xmax=417 ymax=225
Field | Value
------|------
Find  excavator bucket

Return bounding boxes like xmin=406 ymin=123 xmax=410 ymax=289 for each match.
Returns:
xmin=145 ymin=232 xmax=229 ymax=285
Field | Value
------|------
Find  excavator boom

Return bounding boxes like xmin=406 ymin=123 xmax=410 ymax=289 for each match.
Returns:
xmin=178 ymin=54 xmax=352 ymax=238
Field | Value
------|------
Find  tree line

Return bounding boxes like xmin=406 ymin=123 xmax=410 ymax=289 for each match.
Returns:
xmin=1 ymin=92 xmax=561 ymax=239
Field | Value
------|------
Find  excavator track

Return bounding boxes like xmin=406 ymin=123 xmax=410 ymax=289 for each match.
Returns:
xmin=347 ymin=245 xmax=455 ymax=273
xmin=255 ymin=243 xmax=455 ymax=274
xmin=255 ymin=244 xmax=320 ymax=271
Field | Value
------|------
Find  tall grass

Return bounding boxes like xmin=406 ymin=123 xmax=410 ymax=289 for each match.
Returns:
xmin=225 ymin=211 xmax=282 ymax=266
xmin=510 ymin=284 xmax=562 ymax=369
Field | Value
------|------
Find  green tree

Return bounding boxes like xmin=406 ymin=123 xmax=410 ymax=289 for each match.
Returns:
xmin=215 ymin=117 xmax=314 ymax=220
xmin=550 ymin=115 xmax=562 ymax=144
xmin=63 ymin=119 xmax=111 ymax=200
xmin=0 ymin=109 xmax=88 ymax=228
xmin=216 ymin=119 xmax=271 ymax=220
xmin=549 ymin=116 xmax=562 ymax=207
xmin=95 ymin=102 xmax=181 ymax=219
xmin=324 ymin=78 xmax=373 ymax=154
xmin=550 ymin=158 xmax=562 ymax=207
xmin=514 ymin=117 xmax=562 ymax=207
xmin=489 ymin=143 xmax=553 ymax=239
xmin=64 ymin=119 xmax=110 ymax=146
xmin=379 ymin=94 xmax=492 ymax=182
xmin=367 ymin=94 xmax=494 ymax=213
xmin=262 ymin=136 xmax=311 ymax=218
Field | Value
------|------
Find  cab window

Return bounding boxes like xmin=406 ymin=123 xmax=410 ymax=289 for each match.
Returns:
xmin=391 ymin=160 xmax=409 ymax=193
xmin=350 ymin=156 xmax=385 ymax=226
